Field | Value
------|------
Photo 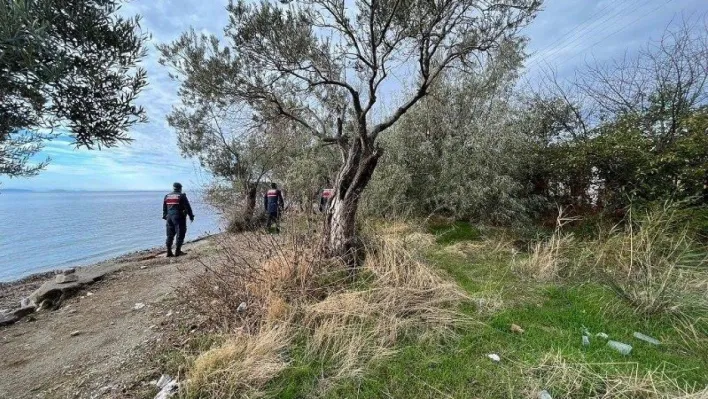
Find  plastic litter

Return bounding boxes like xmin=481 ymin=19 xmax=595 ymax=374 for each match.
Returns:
xmin=582 ymin=335 xmax=590 ymax=346
xmin=487 ymin=353 xmax=501 ymax=362
xmin=154 ymin=380 xmax=178 ymax=399
xmin=156 ymin=375 xmax=172 ymax=389
xmin=596 ymin=332 xmax=609 ymax=339
xmin=607 ymin=340 xmax=632 ymax=355
xmin=538 ymin=390 xmax=553 ymax=399
xmin=633 ymin=332 xmax=660 ymax=345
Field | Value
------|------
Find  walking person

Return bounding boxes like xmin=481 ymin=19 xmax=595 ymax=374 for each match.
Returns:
xmin=264 ymin=182 xmax=284 ymax=233
xmin=163 ymin=182 xmax=194 ymax=257
xmin=319 ymin=188 xmax=334 ymax=213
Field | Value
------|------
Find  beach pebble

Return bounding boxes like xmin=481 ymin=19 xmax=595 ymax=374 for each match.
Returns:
xmin=237 ymin=302 xmax=247 ymax=313
xmin=133 ymin=303 xmax=146 ymax=310
xmin=70 ymin=330 xmax=82 ymax=337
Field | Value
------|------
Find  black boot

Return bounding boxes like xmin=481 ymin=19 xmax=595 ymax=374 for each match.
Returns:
xmin=175 ymin=246 xmax=184 ymax=257
xmin=166 ymin=248 xmax=174 ymax=257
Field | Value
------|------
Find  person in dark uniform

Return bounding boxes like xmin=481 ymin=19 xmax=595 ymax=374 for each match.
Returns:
xmin=163 ymin=182 xmax=194 ymax=257
xmin=264 ymin=182 xmax=284 ymax=233
xmin=319 ymin=188 xmax=334 ymax=213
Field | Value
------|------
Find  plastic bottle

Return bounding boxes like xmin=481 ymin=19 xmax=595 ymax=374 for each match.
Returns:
xmin=607 ymin=340 xmax=632 ymax=355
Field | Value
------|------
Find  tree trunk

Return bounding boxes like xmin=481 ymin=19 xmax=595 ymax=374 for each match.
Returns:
xmin=321 ymin=140 xmax=382 ymax=266
xmin=228 ymin=183 xmax=258 ymax=232
xmin=244 ymin=184 xmax=257 ymax=222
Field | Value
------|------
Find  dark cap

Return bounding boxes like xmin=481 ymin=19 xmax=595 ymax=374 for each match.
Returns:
xmin=173 ymin=182 xmax=183 ymax=190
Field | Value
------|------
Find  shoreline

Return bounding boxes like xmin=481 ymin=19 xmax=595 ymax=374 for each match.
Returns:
xmin=0 ymin=233 xmax=217 ymax=285
xmin=0 ymin=234 xmax=218 ymax=398
xmin=0 ymin=233 xmax=217 ymax=311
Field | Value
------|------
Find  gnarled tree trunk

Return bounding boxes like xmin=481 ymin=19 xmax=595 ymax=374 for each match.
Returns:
xmin=321 ymin=140 xmax=382 ymax=266
xmin=244 ymin=184 xmax=257 ymax=222
xmin=228 ymin=183 xmax=258 ymax=232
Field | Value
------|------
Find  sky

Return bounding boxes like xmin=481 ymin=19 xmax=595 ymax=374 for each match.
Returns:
xmin=1 ymin=0 xmax=706 ymax=191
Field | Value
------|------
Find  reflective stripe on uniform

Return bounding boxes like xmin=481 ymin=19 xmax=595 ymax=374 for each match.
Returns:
xmin=322 ymin=189 xmax=334 ymax=198
xmin=267 ymin=189 xmax=278 ymax=197
xmin=165 ymin=194 xmax=180 ymax=205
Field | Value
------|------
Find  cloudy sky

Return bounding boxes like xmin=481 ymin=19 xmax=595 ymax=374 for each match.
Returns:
xmin=1 ymin=0 xmax=706 ymax=191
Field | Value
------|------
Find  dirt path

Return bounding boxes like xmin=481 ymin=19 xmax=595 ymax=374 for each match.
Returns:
xmin=0 ymin=239 xmax=217 ymax=399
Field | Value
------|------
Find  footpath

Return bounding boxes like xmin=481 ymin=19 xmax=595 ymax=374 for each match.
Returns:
xmin=0 ymin=238 xmax=215 ymax=399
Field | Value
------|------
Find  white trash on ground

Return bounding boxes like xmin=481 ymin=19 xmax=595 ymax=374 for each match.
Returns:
xmin=633 ymin=332 xmax=660 ymax=345
xmin=487 ymin=353 xmax=501 ymax=362
xmin=154 ymin=375 xmax=179 ymax=399
xmin=607 ymin=340 xmax=633 ymax=355
xmin=538 ymin=390 xmax=553 ymax=399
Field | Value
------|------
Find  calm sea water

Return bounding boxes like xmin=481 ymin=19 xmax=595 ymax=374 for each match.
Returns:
xmin=0 ymin=191 xmax=222 ymax=282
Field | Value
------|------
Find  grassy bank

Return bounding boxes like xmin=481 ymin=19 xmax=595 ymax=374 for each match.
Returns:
xmin=161 ymin=213 xmax=707 ymax=398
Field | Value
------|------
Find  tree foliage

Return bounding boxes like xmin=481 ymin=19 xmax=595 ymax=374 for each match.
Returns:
xmin=168 ymin=100 xmax=299 ymax=230
xmin=0 ymin=0 xmax=148 ymax=177
xmin=160 ymin=0 xmax=541 ymax=258
xmin=530 ymin=20 xmax=708 ymax=215
xmin=363 ymin=20 xmax=707 ymax=226
xmin=363 ymin=39 xmax=538 ymax=223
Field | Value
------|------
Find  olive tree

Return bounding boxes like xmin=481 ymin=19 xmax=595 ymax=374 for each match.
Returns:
xmin=159 ymin=0 xmax=542 ymax=262
xmin=364 ymin=40 xmax=538 ymax=224
xmin=1 ymin=0 xmax=148 ymax=178
xmin=168 ymin=102 xmax=293 ymax=230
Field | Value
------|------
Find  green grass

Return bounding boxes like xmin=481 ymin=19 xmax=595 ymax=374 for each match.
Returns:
xmin=266 ymin=225 xmax=708 ymax=398
xmin=429 ymin=221 xmax=482 ymax=244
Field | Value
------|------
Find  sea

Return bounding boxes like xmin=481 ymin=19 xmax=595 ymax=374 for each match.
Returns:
xmin=0 ymin=191 xmax=223 ymax=282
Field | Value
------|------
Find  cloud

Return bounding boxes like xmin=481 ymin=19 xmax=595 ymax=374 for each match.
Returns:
xmin=523 ymin=0 xmax=707 ymax=80
xmin=2 ymin=0 xmax=706 ymax=191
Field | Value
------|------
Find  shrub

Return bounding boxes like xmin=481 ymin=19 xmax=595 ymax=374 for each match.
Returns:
xmin=179 ymin=224 xmax=470 ymax=397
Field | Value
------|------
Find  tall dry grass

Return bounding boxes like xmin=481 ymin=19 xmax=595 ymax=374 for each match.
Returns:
xmin=300 ymin=231 xmax=469 ymax=385
xmin=526 ymin=352 xmax=706 ymax=399
xmin=176 ymin=232 xmax=320 ymax=334
xmin=514 ymin=207 xmax=584 ymax=281
xmin=178 ymin=224 xmax=470 ymax=398
xmin=517 ymin=205 xmax=708 ymax=319
xmin=592 ymin=206 xmax=708 ymax=317
xmin=181 ymin=324 xmax=292 ymax=398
